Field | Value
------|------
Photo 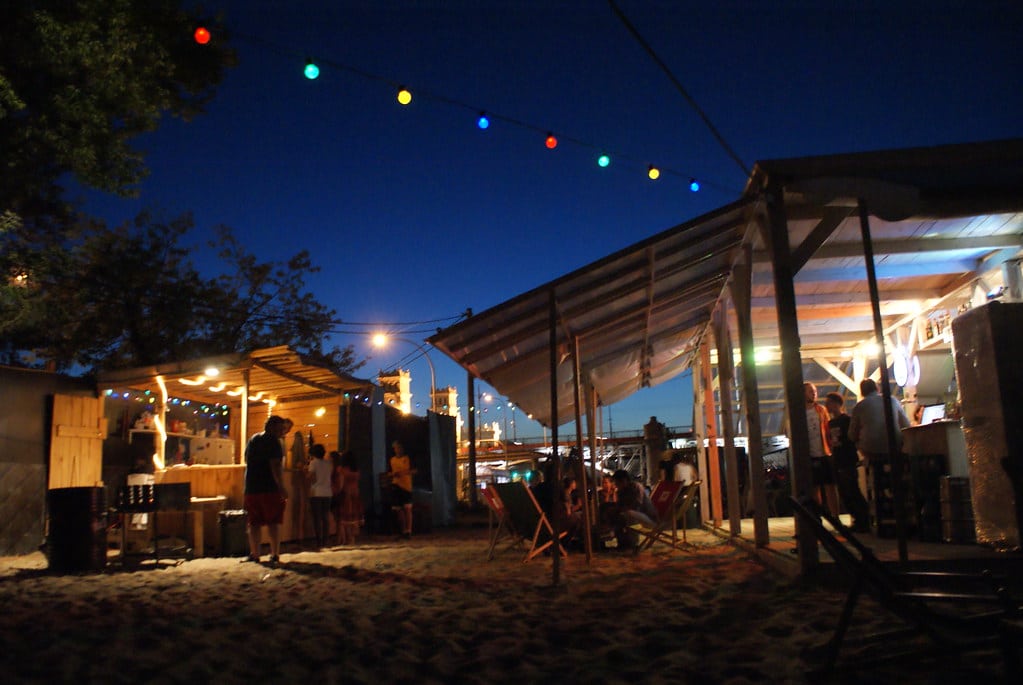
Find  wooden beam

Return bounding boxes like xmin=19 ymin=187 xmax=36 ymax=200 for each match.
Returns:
xmin=791 ymin=207 xmax=854 ymax=273
xmin=691 ymin=348 xmax=711 ymax=523
xmin=713 ymin=306 xmax=742 ymax=536
xmin=755 ymin=233 xmax=1023 ymax=263
xmin=812 ymin=357 xmax=859 ymax=396
xmin=731 ymin=248 xmax=770 ymax=547
xmin=749 ymin=289 xmax=941 ymax=307
xmin=762 ymin=188 xmax=819 ymax=572
xmin=701 ymin=340 xmax=723 ymax=526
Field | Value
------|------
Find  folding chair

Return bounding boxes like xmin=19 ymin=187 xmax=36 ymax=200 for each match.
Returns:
xmin=633 ymin=480 xmax=690 ymax=552
xmin=789 ymin=495 xmax=1020 ymax=675
xmin=481 ymin=483 xmax=517 ymax=560
xmin=491 ymin=481 xmax=567 ymax=563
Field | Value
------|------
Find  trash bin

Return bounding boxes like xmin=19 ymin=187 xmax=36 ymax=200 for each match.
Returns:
xmin=47 ymin=487 xmax=108 ymax=572
xmin=219 ymin=510 xmax=248 ymax=556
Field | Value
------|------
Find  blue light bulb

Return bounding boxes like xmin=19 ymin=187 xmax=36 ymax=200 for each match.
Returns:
xmin=477 ymin=113 xmax=490 ymax=130
xmin=689 ymin=178 xmax=700 ymax=192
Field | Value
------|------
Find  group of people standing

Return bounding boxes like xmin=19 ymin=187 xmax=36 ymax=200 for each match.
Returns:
xmin=307 ymin=445 xmax=364 ymax=549
xmin=803 ymin=378 xmax=910 ymax=533
xmin=242 ymin=415 xmax=365 ymax=564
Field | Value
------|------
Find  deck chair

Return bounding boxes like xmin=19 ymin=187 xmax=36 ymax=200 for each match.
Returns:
xmin=789 ymin=495 xmax=1020 ymax=675
xmin=481 ymin=483 xmax=518 ymax=560
xmin=491 ymin=481 xmax=567 ymax=563
xmin=633 ymin=480 xmax=696 ymax=552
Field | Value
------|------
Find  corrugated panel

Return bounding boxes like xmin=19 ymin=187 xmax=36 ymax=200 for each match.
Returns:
xmin=430 ymin=199 xmax=754 ymax=426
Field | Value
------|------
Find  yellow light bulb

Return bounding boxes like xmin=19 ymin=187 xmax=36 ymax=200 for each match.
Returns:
xmin=648 ymin=165 xmax=660 ymax=180
xmin=397 ymin=88 xmax=412 ymax=105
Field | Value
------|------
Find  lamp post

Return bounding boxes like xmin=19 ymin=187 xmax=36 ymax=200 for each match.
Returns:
xmin=371 ymin=334 xmax=438 ymax=413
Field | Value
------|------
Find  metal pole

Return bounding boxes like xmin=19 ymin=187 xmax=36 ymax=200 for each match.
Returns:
xmin=858 ymin=198 xmax=908 ymax=563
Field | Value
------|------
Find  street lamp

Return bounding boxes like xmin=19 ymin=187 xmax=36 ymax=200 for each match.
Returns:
xmin=372 ymin=334 xmax=438 ymax=413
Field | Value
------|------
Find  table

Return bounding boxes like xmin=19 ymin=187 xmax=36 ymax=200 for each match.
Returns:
xmin=189 ymin=495 xmax=228 ymax=557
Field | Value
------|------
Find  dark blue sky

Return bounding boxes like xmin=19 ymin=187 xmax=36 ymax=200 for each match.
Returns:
xmin=85 ymin=1 xmax=1023 ymax=437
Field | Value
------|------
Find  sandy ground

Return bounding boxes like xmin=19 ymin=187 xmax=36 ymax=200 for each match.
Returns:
xmin=0 ymin=524 xmax=1009 ymax=684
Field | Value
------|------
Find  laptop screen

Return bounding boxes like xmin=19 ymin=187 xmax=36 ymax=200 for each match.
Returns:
xmin=920 ymin=404 xmax=946 ymax=424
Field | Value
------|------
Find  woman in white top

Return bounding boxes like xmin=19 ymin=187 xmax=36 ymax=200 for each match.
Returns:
xmin=306 ymin=444 xmax=334 ymax=549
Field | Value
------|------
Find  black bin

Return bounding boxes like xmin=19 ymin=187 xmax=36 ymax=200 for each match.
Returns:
xmin=47 ymin=487 xmax=108 ymax=572
xmin=219 ymin=509 xmax=248 ymax=556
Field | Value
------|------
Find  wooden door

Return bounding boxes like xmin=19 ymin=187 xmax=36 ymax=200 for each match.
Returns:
xmin=48 ymin=394 xmax=107 ymax=489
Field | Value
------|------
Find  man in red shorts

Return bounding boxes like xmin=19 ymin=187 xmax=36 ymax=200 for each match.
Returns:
xmin=244 ymin=415 xmax=290 ymax=564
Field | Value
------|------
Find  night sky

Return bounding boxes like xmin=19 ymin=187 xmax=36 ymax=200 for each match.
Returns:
xmin=83 ymin=0 xmax=1023 ymax=437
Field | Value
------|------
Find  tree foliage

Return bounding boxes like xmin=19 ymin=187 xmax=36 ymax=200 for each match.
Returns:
xmin=1 ymin=211 xmax=364 ymax=377
xmin=0 ymin=0 xmax=235 ymax=224
xmin=0 ymin=3 xmax=364 ymax=377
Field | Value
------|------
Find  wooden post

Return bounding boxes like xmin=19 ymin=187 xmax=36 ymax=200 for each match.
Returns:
xmin=586 ymin=382 xmax=600 ymax=522
xmin=731 ymin=247 xmax=770 ymax=547
xmin=572 ymin=335 xmax=593 ymax=562
xmin=691 ymin=352 xmax=711 ymax=523
xmin=714 ymin=307 xmax=742 ymax=535
xmin=701 ymin=339 xmax=723 ymax=526
xmin=467 ymin=372 xmax=478 ymax=508
xmin=240 ymin=368 xmax=249 ymax=464
xmin=549 ymin=288 xmax=562 ymax=585
xmin=763 ymin=186 xmax=818 ymax=571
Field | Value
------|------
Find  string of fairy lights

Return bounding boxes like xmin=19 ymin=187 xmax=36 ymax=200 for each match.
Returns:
xmin=190 ymin=24 xmax=743 ymax=197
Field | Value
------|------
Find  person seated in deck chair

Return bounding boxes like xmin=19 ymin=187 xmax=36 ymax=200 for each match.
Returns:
xmin=610 ymin=469 xmax=657 ymax=549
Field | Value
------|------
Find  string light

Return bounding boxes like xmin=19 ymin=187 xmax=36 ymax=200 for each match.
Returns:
xmin=194 ymin=27 xmax=211 ymax=45
xmin=217 ymin=30 xmax=733 ymax=195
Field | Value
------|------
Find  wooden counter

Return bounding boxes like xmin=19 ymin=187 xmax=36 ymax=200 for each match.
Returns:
xmin=155 ymin=465 xmax=245 ymax=508
xmin=903 ymin=420 xmax=968 ymax=477
xmin=153 ymin=465 xmax=321 ymax=544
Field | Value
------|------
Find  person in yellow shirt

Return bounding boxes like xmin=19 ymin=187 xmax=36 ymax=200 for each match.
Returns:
xmin=389 ymin=441 xmax=415 ymax=538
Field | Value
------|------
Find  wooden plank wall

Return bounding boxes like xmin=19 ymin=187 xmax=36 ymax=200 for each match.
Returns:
xmin=48 ymin=394 xmax=106 ymax=489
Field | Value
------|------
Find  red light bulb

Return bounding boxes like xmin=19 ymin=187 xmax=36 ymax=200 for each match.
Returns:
xmin=194 ymin=27 xmax=211 ymax=45
xmin=545 ymin=134 xmax=558 ymax=149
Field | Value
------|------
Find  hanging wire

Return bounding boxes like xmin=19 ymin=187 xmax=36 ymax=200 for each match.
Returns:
xmin=607 ymin=0 xmax=752 ymax=180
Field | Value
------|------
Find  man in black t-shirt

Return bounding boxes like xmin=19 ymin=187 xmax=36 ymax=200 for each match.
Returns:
xmin=825 ymin=392 xmax=870 ymax=533
xmin=244 ymin=415 xmax=290 ymax=563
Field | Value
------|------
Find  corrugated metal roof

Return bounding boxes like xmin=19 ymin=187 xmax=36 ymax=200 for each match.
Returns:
xmin=430 ymin=139 xmax=1023 ymax=427
xmin=429 ymin=199 xmax=756 ymax=426
xmin=97 ymin=345 xmax=374 ymax=405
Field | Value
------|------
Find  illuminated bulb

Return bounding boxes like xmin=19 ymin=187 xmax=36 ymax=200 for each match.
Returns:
xmin=477 ymin=112 xmax=490 ymax=130
xmin=397 ymin=87 xmax=412 ymax=105
xmin=648 ymin=165 xmax=660 ymax=180
xmin=597 ymin=154 xmax=611 ymax=168
xmin=689 ymin=178 xmax=700 ymax=192
xmin=194 ymin=27 xmax=211 ymax=45
xmin=545 ymin=133 xmax=558 ymax=149
xmin=304 ymin=60 xmax=320 ymax=80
